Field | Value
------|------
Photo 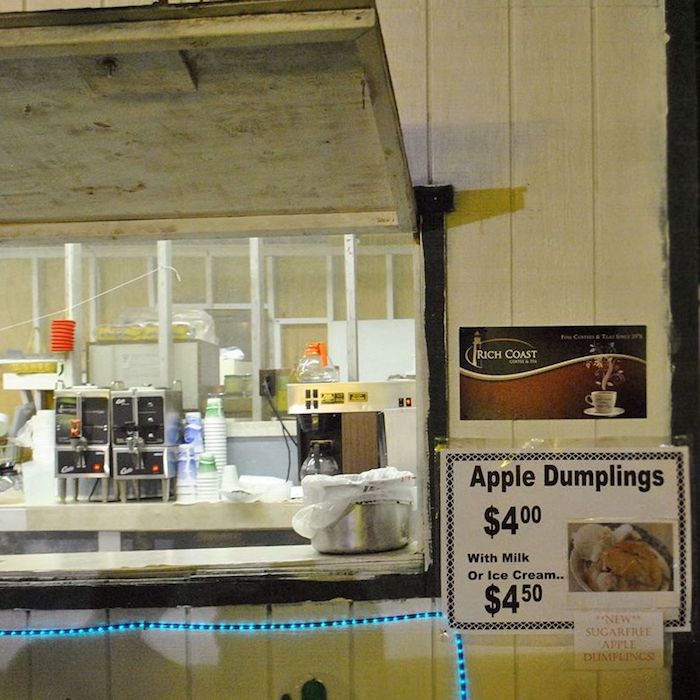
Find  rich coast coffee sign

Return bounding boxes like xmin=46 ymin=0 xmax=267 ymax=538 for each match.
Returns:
xmin=459 ymin=326 xmax=646 ymax=420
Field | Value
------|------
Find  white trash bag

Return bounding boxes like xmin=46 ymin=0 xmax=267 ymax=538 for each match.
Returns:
xmin=292 ymin=467 xmax=416 ymax=540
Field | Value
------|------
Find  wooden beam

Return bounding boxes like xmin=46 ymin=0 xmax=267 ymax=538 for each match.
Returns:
xmin=0 ymin=9 xmax=375 ymax=60
xmin=0 ymin=211 xmax=402 ymax=244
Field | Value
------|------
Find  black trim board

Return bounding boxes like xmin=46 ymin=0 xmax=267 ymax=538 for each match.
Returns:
xmin=416 ymin=184 xmax=454 ymax=598
xmin=670 ymin=0 xmax=700 ymax=696
xmin=0 ymin=574 xmax=432 ymax=611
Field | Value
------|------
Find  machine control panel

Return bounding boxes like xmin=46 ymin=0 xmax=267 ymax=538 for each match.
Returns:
xmin=114 ymin=448 xmax=175 ymax=478
xmin=288 ymin=380 xmax=416 ymax=414
xmin=56 ymin=449 xmax=108 ymax=476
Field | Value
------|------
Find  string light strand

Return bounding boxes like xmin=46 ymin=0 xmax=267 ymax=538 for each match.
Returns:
xmin=0 ymin=611 xmax=468 ymax=698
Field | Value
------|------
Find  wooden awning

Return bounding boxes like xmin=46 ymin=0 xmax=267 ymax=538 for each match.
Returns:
xmin=0 ymin=0 xmax=415 ymax=243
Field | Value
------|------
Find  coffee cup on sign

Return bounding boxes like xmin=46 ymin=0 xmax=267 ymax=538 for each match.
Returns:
xmin=585 ymin=390 xmax=617 ymax=414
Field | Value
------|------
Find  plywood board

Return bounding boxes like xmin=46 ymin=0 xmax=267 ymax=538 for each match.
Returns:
xmin=0 ymin=4 xmax=416 ymax=241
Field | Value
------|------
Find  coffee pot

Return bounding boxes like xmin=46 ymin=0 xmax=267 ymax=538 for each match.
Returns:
xmin=301 ymin=439 xmax=340 ymax=478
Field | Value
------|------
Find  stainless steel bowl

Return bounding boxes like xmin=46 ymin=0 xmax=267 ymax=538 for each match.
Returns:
xmin=311 ymin=500 xmax=412 ymax=554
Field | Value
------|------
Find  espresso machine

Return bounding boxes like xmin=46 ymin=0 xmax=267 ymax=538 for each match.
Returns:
xmin=111 ymin=386 xmax=182 ymax=502
xmin=287 ymin=380 xmax=416 ymax=478
xmin=55 ymin=385 xmax=111 ymax=502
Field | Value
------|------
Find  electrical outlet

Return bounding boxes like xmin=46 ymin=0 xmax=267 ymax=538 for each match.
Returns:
xmin=259 ymin=369 xmax=276 ymax=397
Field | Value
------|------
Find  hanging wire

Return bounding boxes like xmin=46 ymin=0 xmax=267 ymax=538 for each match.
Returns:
xmin=0 ymin=265 xmax=181 ymax=337
xmin=262 ymin=379 xmax=296 ymax=483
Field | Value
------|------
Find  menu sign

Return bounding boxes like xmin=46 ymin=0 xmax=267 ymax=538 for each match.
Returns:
xmin=441 ymin=448 xmax=691 ymax=633
xmin=459 ymin=325 xmax=646 ymax=419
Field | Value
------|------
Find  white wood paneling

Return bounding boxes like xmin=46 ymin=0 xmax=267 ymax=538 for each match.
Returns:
xmin=509 ymin=6 xmax=594 ymax=325
xmin=592 ymin=4 xmax=670 ymax=441
xmin=28 ymin=609 xmax=110 ymax=700
xmin=432 ymin=598 xmax=459 ymax=700
xmin=0 ymin=601 xmax=454 ymax=698
xmin=462 ymin=633 xmax=516 ymax=700
xmin=433 ymin=0 xmax=514 ymax=442
xmin=375 ymin=0 xmax=429 ymax=184
xmin=109 ymin=608 xmax=188 ymax=700
xmin=26 ymin=1 xmax=101 ymax=9
xmin=351 ymin=598 xmax=436 ymax=699
xmin=269 ymin=600 xmax=352 ymax=700
xmin=515 ymin=633 xmax=597 ymax=700
xmin=0 ymin=610 xmax=30 ymax=700
xmin=189 ymin=605 xmax=270 ymax=700
xmin=0 ymin=2 xmax=23 ymax=13
xmin=0 ymin=3 xmax=675 ymax=700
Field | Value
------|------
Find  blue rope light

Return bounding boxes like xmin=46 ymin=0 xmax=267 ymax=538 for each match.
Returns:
xmin=454 ymin=634 xmax=468 ymax=700
xmin=0 ymin=610 xmax=469 ymax=699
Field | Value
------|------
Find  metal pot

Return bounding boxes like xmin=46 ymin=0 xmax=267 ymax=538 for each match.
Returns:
xmin=311 ymin=500 xmax=412 ymax=554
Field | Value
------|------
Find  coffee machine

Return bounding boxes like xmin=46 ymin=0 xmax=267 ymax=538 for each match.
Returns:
xmin=111 ymin=386 xmax=182 ymax=502
xmin=287 ymin=380 xmax=416 ymax=478
xmin=55 ymin=385 xmax=111 ymax=502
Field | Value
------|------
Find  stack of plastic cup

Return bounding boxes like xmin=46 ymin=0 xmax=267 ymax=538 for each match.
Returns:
xmin=184 ymin=412 xmax=204 ymax=455
xmin=175 ymin=444 xmax=197 ymax=504
xmin=203 ymin=397 xmax=227 ymax=484
xmin=31 ymin=410 xmax=56 ymax=465
xmin=196 ymin=453 xmax=219 ymax=502
xmin=23 ymin=409 xmax=57 ymax=506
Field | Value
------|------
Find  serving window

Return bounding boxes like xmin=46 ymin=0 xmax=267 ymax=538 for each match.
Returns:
xmin=0 ymin=232 xmax=435 ymax=607
xmin=0 ymin=0 xmax=438 ymax=606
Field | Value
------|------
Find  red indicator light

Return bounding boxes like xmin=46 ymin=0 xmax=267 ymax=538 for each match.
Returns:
xmin=92 ymin=463 xmax=101 ymax=471
xmin=406 ymin=397 xmax=413 ymax=407
xmin=151 ymin=465 xmax=160 ymax=473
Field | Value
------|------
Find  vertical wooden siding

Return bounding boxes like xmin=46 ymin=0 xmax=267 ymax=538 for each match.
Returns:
xmin=0 ymin=1 xmax=673 ymax=699
xmin=435 ymin=0 xmax=671 ymax=699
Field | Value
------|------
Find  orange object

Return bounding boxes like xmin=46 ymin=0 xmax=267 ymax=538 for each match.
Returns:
xmin=50 ymin=319 xmax=76 ymax=352
xmin=304 ymin=342 xmax=328 ymax=367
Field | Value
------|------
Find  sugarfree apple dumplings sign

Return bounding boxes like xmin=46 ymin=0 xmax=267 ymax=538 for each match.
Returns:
xmin=440 ymin=448 xmax=691 ymax=633
xmin=459 ymin=325 xmax=646 ymax=419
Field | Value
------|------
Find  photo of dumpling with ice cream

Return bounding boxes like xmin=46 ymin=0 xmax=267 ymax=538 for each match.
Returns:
xmin=569 ymin=522 xmax=673 ymax=592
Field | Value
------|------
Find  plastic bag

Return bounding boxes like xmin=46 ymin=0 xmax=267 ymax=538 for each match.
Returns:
xmin=291 ymin=467 xmax=416 ymax=539
xmin=99 ymin=307 xmax=219 ymax=345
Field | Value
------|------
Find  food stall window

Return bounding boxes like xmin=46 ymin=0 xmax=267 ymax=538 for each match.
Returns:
xmin=0 ymin=229 xmax=436 ymax=608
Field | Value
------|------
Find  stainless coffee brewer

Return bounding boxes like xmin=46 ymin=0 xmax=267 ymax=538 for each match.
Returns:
xmin=55 ymin=385 xmax=111 ymax=502
xmin=111 ymin=386 xmax=182 ymax=502
xmin=288 ymin=380 xmax=416 ymax=478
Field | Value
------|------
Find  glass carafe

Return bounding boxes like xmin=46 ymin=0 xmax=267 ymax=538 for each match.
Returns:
xmin=301 ymin=440 xmax=340 ymax=478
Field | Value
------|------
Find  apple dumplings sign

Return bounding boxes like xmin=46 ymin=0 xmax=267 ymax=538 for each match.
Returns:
xmin=459 ymin=326 xmax=646 ymax=420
